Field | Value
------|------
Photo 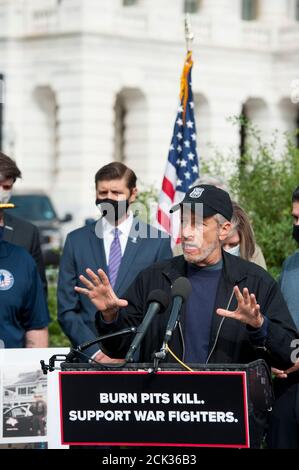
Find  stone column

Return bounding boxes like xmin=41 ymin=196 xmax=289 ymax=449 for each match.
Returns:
xmin=258 ymin=0 xmax=289 ymax=23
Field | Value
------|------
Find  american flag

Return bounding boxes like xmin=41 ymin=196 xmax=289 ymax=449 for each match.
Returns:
xmin=157 ymin=51 xmax=199 ymax=243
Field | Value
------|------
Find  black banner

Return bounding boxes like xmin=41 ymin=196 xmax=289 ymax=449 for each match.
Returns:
xmin=59 ymin=371 xmax=249 ymax=447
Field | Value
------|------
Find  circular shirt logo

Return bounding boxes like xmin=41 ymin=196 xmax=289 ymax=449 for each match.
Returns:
xmin=0 ymin=270 xmax=14 ymax=291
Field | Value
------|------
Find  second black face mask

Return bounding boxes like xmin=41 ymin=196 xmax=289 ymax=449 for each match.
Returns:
xmin=292 ymin=225 xmax=299 ymax=244
xmin=95 ymin=198 xmax=129 ymax=224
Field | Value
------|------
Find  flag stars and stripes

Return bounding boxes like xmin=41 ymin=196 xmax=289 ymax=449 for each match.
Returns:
xmin=157 ymin=51 xmax=199 ymax=244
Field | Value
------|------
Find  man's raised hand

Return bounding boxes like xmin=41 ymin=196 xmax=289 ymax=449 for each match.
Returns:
xmin=216 ymin=286 xmax=264 ymax=328
xmin=74 ymin=268 xmax=128 ymax=321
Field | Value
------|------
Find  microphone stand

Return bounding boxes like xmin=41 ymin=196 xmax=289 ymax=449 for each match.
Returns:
xmin=75 ymin=327 xmax=136 ymax=355
xmin=152 ymin=343 xmax=168 ymax=372
xmin=40 ymin=327 xmax=136 ymax=374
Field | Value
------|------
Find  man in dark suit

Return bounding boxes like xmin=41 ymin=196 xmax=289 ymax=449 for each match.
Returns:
xmin=58 ymin=162 xmax=172 ymax=359
xmin=0 ymin=152 xmax=47 ymax=293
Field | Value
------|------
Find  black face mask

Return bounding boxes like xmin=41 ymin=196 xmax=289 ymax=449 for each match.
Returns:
xmin=95 ymin=198 xmax=130 ymax=224
xmin=292 ymin=225 xmax=299 ymax=244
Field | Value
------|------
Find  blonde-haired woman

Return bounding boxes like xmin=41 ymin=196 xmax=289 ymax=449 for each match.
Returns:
xmin=222 ymin=201 xmax=267 ymax=269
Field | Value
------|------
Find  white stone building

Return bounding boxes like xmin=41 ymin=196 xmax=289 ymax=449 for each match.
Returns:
xmin=0 ymin=0 xmax=298 ymax=227
xmin=4 ymin=370 xmax=47 ymax=407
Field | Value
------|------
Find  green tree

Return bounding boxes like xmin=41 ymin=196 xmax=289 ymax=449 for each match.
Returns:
xmin=47 ymin=268 xmax=70 ymax=347
xmin=203 ymin=121 xmax=299 ymax=278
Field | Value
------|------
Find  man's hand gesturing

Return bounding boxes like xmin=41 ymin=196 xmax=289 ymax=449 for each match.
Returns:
xmin=216 ymin=286 xmax=264 ymax=329
xmin=75 ymin=268 xmax=128 ymax=322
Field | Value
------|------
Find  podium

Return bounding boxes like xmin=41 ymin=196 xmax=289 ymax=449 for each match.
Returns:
xmin=58 ymin=360 xmax=273 ymax=448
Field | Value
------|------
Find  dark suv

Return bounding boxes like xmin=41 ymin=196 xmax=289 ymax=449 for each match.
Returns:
xmin=10 ymin=192 xmax=72 ymax=266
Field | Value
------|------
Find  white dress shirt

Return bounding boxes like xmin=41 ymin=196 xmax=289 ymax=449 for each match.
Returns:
xmin=102 ymin=211 xmax=134 ymax=264
xmin=91 ymin=211 xmax=134 ymax=361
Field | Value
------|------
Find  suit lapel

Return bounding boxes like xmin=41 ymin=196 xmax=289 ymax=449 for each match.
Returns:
xmin=88 ymin=221 xmax=108 ymax=275
xmin=114 ymin=232 xmax=141 ymax=294
xmin=113 ymin=218 xmax=146 ymax=294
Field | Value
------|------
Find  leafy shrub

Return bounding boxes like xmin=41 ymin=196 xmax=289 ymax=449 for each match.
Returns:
xmin=47 ymin=269 xmax=70 ymax=347
xmin=203 ymin=121 xmax=299 ymax=278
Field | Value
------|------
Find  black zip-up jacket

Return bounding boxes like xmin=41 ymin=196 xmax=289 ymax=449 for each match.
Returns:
xmin=96 ymin=252 xmax=298 ymax=369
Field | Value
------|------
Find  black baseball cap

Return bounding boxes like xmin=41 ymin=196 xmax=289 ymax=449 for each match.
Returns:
xmin=170 ymin=184 xmax=233 ymax=221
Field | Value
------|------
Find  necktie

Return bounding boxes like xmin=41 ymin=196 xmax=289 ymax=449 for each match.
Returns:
xmin=108 ymin=228 xmax=122 ymax=288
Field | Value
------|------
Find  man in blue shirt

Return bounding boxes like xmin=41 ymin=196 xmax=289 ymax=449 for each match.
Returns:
xmin=0 ymin=152 xmax=47 ymax=294
xmin=76 ymin=185 xmax=297 ymax=370
xmin=75 ymin=185 xmax=299 ymax=447
xmin=266 ymin=187 xmax=299 ymax=449
xmin=279 ymin=186 xmax=299 ymax=330
xmin=0 ymin=215 xmax=50 ymax=348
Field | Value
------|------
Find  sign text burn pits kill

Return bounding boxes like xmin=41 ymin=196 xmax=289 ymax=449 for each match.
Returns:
xmin=68 ymin=392 xmax=239 ymax=424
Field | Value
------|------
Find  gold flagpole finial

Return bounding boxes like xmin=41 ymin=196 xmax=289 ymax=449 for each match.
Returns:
xmin=184 ymin=14 xmax=194 ymax=52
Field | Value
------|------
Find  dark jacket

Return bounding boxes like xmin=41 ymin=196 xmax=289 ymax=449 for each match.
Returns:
xmin=97 ymin=252 xmax=298 ymax=369
xmin=3 ymin=212 xmax=47 ymax=294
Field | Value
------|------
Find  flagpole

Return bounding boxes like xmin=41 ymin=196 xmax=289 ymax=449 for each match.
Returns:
xmin=184 ymin=14 xmax=194 ymax=53
xmin=157 ymin=15 xmax=199 ymax=243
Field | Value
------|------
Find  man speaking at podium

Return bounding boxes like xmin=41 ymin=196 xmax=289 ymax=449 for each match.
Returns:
xmin=75 ymin=185 xmax=298 ymax=370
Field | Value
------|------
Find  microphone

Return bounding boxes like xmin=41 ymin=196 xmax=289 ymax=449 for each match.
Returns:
xmin=65 ymin=327 xmax=137 ymax=363
xmin=158 ymin=277 xmax=191 ymax=357
xmin=125 ymin=289 xmax=170 ymax=363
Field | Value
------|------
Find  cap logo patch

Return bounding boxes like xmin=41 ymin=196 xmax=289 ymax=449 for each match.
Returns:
xmin=189 ymin=187 xmax=204 ymax=198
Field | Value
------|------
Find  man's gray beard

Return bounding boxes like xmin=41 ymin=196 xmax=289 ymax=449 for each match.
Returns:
xmin=183 ymin=239 xmax=219 ymax=265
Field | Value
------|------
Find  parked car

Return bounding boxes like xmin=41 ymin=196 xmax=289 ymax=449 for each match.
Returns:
xmin=10 ymin=191 xmax=72 ymax=266
xmin=3 ymin=404 xmax=34 ymax=437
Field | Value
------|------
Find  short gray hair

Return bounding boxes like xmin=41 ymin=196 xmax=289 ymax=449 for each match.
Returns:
xmin=214 ymin=213 xmax=229 ymax=226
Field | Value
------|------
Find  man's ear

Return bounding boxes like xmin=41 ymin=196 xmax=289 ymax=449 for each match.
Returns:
xmin=219 ymin=221 xmax=232 ymax=241
xmin=129 ymin=187 xmax=138 ymax=203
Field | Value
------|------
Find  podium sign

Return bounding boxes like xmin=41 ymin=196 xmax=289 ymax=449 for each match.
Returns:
xmin=59 ymin=370 xmax=250 ymax=447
